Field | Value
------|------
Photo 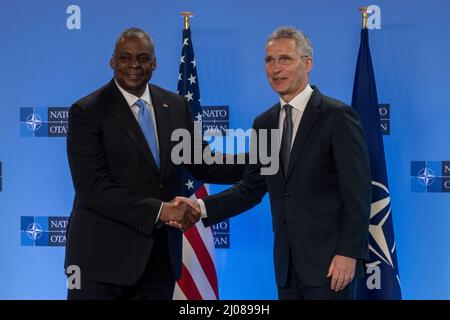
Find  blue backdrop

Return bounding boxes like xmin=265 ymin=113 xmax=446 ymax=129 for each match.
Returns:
xmin=0 ymin=0 xmax=449 ymax=299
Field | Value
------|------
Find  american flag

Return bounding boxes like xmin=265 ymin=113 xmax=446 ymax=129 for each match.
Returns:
xmin=172 ymin=27 xmax=219 ymax=300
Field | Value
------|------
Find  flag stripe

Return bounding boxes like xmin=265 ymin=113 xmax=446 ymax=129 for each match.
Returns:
xmin=183 ymin=222 xmax=219 ymax=298
xmin=176 ymin=264 xmax=203 ymax=300
xmin=181 ymin=231 xmax=217 ymax=299
xmin=195 ymin=184 xmax=208 ymax=198
xmin=193 ymin=186 xmax=216 ymax=259
xmin=173 ymin=283 xmax=187 ymax=300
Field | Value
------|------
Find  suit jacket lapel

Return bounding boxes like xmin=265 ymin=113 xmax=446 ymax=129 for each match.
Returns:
xmin=108 ymin=81 xmax=160 ymax=173
xmin=265 ymin=104 xmax=285 ymax=182
xmin=285 ymin=87 xmax=322 ymax=181
xmin=149 ymin=85 xmax=170 ymax=179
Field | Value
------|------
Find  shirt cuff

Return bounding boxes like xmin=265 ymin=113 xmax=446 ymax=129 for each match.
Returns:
xmin=155 ymin=202 xmax=163 ymax=223
xmin=197 ymin=199 xmax=208 ymax=218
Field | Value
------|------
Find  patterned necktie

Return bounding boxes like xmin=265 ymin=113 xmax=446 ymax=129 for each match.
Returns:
xmin=136 ymin=99 xmax=160 ymax=169
xmin=280 ymin=104 xmax=293 ymax=177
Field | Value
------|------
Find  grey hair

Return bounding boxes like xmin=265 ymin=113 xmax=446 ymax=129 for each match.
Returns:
xmin=114 ymin=27 xmax=155 ymax=56
xmin=266 ymin=26 xmax=313 ymax=57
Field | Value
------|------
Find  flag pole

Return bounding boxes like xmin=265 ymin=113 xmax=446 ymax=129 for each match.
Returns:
xmin=181 ymin=11 xmax=193 ymax=30
xmin=359 ymin=6 xmax=368 ymax=29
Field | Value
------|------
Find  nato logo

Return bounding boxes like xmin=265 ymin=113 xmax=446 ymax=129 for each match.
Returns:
xmin=202 ymin=106 xmax=229 ymax=136
xmin=21 ymin=216 xmax=69 ymax=246
xmin=411 ymin=161 xmax=450 ymax=192
xmin=212 ymin=219 xmax=230 ymax=249
xmin=20 ymin=107 xmax=69 ymax=137
xmin=0 ymin=161 xmax=2 ymax=192
xmin=379 ymin=104 xmax=390 ymax=135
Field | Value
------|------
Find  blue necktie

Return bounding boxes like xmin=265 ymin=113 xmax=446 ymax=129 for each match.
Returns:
xmin=136 ymin=99 xmax=160 ymax=169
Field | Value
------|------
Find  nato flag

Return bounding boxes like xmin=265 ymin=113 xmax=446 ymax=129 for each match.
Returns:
xmin=352 ymin=28 xmax=402 ymax=300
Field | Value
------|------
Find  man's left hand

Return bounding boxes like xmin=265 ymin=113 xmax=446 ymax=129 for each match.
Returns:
xmin=326 ymin=255 xmax=356 ymax=291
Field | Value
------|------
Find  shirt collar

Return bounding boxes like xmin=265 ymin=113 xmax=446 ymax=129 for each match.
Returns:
xmin=114 ymin=79 xmax=151 ymax=107
xmin=279 ymin=84 xmax=313 ymax=113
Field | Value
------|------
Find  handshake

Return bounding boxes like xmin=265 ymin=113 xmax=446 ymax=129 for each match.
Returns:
xmin=159 ymin=197 xmax=202 ymax=232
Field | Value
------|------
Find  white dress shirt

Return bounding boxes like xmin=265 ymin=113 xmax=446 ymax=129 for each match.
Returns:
xmin=278 ymin=84 xmax=313 ymax=149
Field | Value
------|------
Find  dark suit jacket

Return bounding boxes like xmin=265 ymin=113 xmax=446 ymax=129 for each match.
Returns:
xmin=65 ymin=80 xmax=245 ymax=286
xmin=203 ymin=86 xmax=371 ymax=287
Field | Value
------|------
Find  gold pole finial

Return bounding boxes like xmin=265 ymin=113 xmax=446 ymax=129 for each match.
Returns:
xmin=359 ymin=7 xmax=369 ymax=29
xmin=181 ymin=11 xmax=194 ymax=30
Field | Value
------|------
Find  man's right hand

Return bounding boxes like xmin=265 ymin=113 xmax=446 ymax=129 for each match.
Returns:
xmin=165 ymin=197 xmax=201 ymax=231
xmin=173 ymin=196 xmax=201 ymax=213
xmin=159 ymin=201 xmax=199 ymax=231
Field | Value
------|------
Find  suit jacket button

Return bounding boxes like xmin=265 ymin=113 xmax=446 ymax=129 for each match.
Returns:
xmin=159 ymin=183 xmax=163 ymax=188
xmin=284 ymin=193 xmax=291 ymax=198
